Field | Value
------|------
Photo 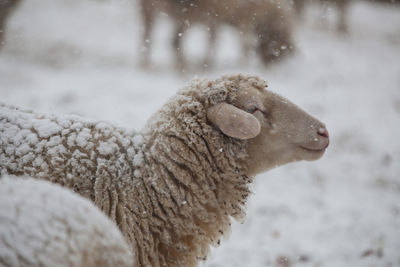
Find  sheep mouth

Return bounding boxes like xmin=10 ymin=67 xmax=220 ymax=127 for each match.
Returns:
xmin=299 ymin=146 xmax=328 ymax=153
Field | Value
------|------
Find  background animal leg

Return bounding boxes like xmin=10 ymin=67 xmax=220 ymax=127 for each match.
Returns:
xmin=173 ymin=23 xmax=187 ymax=71
xmin=240 ymin=32 xmax=253 ymax=65
xmin=336 ymin=0 xmax=348 ymax=33
xmin=139 ymin=0 xmax=154 ymax=67
xmin=203 ymin=24 xmax=217 ymax=69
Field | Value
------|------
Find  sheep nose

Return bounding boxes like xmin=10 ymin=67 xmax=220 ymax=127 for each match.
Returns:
xmin=317 ymin=127 xmax=329 ymax=138
xmin=317 ymin=127 xmax=329 ymax=149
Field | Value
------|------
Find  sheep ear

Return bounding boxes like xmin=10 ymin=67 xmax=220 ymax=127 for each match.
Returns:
xmin=207 ymin=103 xmax=261 ymax=140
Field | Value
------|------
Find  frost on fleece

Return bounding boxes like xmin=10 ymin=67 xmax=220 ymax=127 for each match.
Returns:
xmin=0 ymin=75 xmax=263 ymax=267
xmin=0 ymin=177 xmax=133 ymax=267
xmin=0 ymin=104 xmax=146 ymax=194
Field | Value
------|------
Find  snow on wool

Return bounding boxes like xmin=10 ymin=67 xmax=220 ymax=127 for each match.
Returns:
xmin=0 ymin=176 xmax=133 ymax=267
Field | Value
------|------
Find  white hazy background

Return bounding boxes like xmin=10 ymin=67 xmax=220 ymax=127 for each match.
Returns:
xmin=0 ymin=0 xmax=399 ymax=266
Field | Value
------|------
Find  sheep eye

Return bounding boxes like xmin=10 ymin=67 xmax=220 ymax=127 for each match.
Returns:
xmin=246 ymin=107 xmax=258 ymax=114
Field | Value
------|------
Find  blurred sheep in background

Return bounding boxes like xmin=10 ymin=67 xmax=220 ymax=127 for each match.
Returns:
xmin=139 ymin=0 xmax=294 ymax=70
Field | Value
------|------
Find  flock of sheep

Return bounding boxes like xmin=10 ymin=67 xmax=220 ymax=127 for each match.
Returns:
xmin=0 ymin=74 xmax=329 ymax=266
xmin=1 ymin=0 xmax=399 ymax=266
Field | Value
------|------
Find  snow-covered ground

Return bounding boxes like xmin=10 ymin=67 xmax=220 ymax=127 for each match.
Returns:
xmin=1 ymin=0 xmax=400 ymax=266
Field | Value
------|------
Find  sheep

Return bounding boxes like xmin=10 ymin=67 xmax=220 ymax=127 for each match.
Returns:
xmin=293 ymin=0 xmax=349 ymax=32
xmin=0 ymin=0 xmax=21 ymax=49
xmin=0 ymin=176 xmax=134 ymax=267
xmin=139 ymin=0 xmax=294 ymax=69
xmin=0 ymin=74 xmax=329 ymax=266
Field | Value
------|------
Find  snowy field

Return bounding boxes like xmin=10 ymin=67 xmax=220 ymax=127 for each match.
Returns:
xmin=1 ymin=0 xmax=400 ymax=266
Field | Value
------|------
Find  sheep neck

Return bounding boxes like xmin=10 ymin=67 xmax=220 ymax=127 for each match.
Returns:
xmin=120 ymin=126 xmax=253 ymax=267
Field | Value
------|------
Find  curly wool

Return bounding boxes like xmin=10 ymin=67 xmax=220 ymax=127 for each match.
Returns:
xmin=0 ymin=75 xmax=268 ymax=266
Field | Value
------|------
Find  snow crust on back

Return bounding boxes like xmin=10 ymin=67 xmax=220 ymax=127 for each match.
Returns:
xmin=0 ymin=176 xmax=133 ymax=267
xmin=0 ymin=103 xmax=144 ymax=188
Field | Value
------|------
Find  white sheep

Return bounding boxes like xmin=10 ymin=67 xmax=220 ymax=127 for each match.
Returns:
xmin=139 ymin=0 xmax=294 ymax=69
xmin=0 ymin=176 xmax=134 ymax=267
xmin=0 ymin=74 xmax=329 ymax=266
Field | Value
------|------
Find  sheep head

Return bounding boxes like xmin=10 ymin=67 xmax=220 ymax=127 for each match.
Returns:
xmin=207 ymin=77 xmax=329 ymax=177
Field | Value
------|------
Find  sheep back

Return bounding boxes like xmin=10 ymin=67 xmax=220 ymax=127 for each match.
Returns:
xmin=0 ymin=103 xmax=145 ymax=218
